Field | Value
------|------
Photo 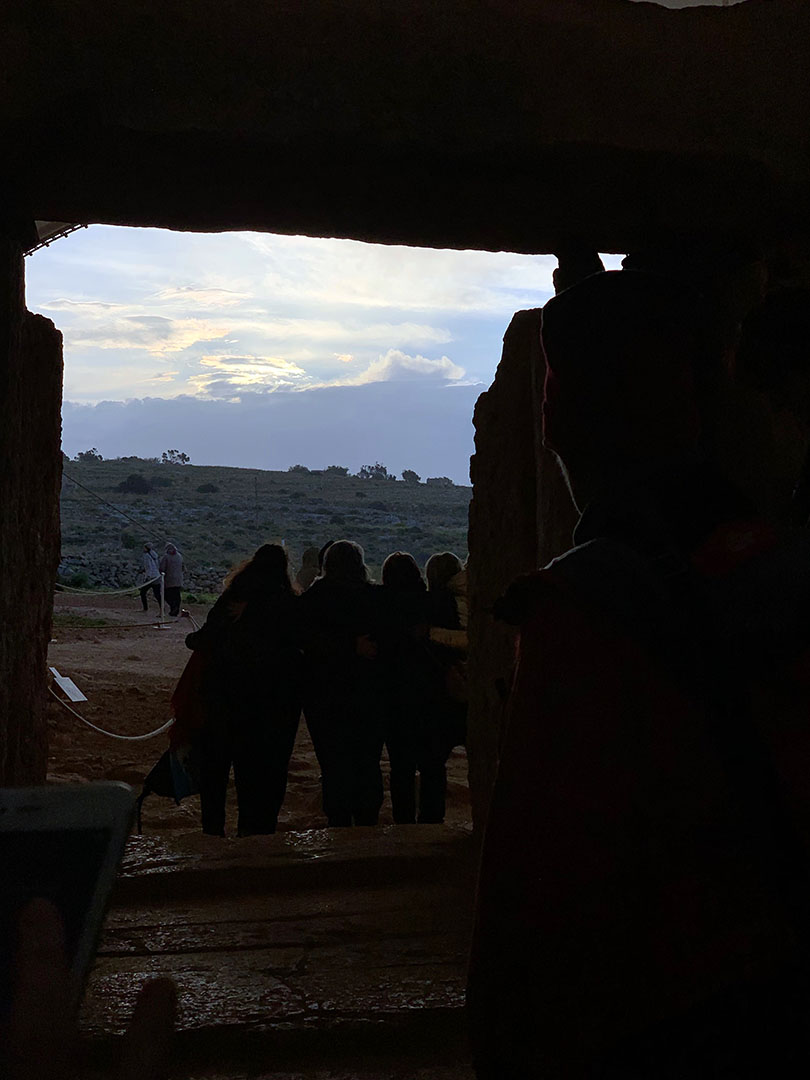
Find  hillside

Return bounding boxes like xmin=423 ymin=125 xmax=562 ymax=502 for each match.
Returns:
xmin=59 ymin=458 xmax=471 ymax=593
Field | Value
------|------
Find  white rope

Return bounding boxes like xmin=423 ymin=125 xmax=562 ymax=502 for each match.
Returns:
xmin=56 ymin=574 xmax=162 ymax=596
xmin=48 ymin=686 xmax=176 ymax=741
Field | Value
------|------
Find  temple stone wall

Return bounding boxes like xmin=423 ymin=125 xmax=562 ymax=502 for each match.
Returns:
xmin=0 ymin=234 xmax=63 ymax=785
xmin=467 ymin=310 xmax=577 ymax=828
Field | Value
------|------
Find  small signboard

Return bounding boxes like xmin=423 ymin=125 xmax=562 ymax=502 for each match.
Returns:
xmin=49 ymin=667 xmax=88 ymax=703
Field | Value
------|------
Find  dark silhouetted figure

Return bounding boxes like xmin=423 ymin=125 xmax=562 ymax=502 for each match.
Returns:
xmin=298 ymin=540 xmax=385 ymax=826
xmin=735 ymin=287 xmax=810 ymax=526
xmin=411 ymin=551 xmax=468 ymax=824
xmin=185 ymin=543 xmax=302 ymax=836
xmin=379 ymin=551 xmax=432 ymax=824
xmin=469 ymin=270 xmax=810 ymax=1077
xmin=159 ymin=543 xmax=184 ymax=616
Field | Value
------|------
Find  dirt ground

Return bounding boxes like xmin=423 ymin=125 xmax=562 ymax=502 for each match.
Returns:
xmin=47 ymin=591 xmax=472 ymax=836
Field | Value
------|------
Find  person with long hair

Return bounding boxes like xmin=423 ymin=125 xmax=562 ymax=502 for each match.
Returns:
xmin=413 ymin=550 xmax=468 ymax=823
xmin=185 ymin=543 xmax=302 ymax=836
xmin=379 ymin=551 xmax=434 ymax=824
xmin=298 ymin=540 xmax=385 ymax=826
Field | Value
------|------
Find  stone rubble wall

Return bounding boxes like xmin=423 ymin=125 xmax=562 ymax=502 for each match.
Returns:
xmin=0 ymin=234 xmax=63 ymax=785
xmin=467 ymin=310 xmax=576 ymax=829
xmin=56 ymin=555 xmax=226 ymax=596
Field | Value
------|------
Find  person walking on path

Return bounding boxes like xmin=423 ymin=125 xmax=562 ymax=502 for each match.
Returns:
xmin=139 ymin=543 xmax=161 ymax=612
xmin=185 ymin=543 xmax=303 ymax=836
xmin=159 ymin=543 xmax=184 ymax=617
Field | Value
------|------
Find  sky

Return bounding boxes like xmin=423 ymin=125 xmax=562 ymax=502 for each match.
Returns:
xmin=26 ymin=226 xmax=623 ymax=484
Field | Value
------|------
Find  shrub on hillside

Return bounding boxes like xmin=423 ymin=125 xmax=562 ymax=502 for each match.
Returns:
xmin=288 ymin=464 xmax=310 ymax=474
xmin=149 ymin=475 xmax=173 ymax=488
xmin=325 ymin=465 xmax=349 ymax=476
xmin=197 ymin=482 xmax=219 ymax=493
xmin=426 ymin=476 xmax=454 ymax=488
xmin=357 ymin=462 xmax=394 ymax=481
xmin=402 ymin=469 xmax=421 ymax=484
xmin=116 ymin=473 xmax=152 ymax=494
xmin=75 ymin=447 xmax=103 ymax=463
xmin=162 ymin=449 xmax=190 ymax=465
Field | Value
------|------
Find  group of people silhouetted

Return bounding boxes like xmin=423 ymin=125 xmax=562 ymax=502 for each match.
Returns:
xmin=181 ymin=539 xmax=467 ymax=835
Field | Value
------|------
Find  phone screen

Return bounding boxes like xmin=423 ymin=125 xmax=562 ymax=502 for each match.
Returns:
xmin=0 ymin=828 xmax=111 ymax=1018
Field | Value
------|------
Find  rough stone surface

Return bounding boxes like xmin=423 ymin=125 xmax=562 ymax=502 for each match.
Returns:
xmin=0 ymin=235 xmax=63 ymax=784
xmin=78 ymin=828 xmax=476 ymax=1079
xmin=2 ymin=2 xmax=810 ymax=253
xmin=467 ymin=309 xmax=578 ymax=826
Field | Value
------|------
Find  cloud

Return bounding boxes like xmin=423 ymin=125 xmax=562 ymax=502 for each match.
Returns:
xmin=67 ymin=316 xmax=231 ymax=353
xmin=154 ymin=285 xmax=252 ymax=306
xmin=327 ymin=349 xmax=465 ymax=387
xmin=244 ymin=233 xmax=559 ymax=315
xmin=39 ymin=298 xmax=123 ymax=312
xmin=188 ymin=354 xmax=309 ymax=395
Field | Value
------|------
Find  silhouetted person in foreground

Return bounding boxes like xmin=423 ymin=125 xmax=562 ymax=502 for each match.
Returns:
xmin=417 ymin=551 xmax=468 ymax=822
xmin=185 ymin=543 xmax=302 ymax=836
xmin=379 ymin=551 xmax=433 ymax=823
xmin=468 ymin=271 xmax=810 ymax=1077
xmin=298 ymin=540 xmax=385 ymax=826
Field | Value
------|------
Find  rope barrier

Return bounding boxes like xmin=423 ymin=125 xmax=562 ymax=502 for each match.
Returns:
xmin=48 ymin=686 xmax=175 ymax=741
xmin=53 ymin=622 xmax=176 ymax=631
xmin=56 ymin=574 xmax=162 ymax=596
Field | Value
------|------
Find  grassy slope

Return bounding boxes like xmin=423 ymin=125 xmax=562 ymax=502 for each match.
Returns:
xmin=59 ymin=459 xmax=470 ymax=592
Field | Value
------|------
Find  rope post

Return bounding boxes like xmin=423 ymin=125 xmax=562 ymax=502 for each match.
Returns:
xmin=160 ymin=572 xmax=166 ymax=624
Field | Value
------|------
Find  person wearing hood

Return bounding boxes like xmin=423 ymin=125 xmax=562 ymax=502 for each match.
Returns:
xmin=159 ymin=543 xmax=184 ymax=617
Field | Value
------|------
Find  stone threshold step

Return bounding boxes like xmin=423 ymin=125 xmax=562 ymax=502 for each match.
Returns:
xmin=78 ymin=1005 xmax=470 ymax=1077
xmin=113 ymin=828 xmax=478 ymax=906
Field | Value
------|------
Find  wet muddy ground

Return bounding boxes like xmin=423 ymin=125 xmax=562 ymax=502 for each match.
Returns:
xmin=49 ymin=592 xmax=476 ymax=1078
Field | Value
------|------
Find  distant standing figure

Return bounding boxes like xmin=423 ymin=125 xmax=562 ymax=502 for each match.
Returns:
xmin=159 ymin=543 xmax=184 ymax=617
xmin=139 ymin=543 xmax=161 ymax=612
xmin=295 ymin=547 xmax=321 ymax=593
xmin=185 ymin=543 xmax=302 ymax=836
